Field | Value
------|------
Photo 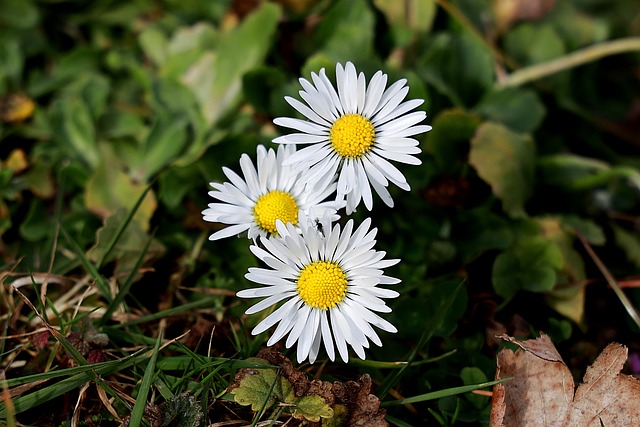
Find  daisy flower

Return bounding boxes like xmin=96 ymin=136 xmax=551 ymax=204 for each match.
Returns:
xmin=202 ymin=144 xmax=342 ymax=241
xmin=238 ymin=212 xmax=400 ymax=363
xmin=273 ymin=61 xmax=431 ymax=214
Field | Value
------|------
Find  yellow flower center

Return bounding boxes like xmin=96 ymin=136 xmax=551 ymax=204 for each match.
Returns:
xmin=253 ymin=190 xmax=299 ymax=235
xmin=330 ymin=113 xmax=375 ymax=158
xmin=297 ymin=261 xmax=348 ymax=310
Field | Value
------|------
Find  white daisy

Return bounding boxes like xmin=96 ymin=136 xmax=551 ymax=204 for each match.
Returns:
xmin=238 ymin=212 xmax=400 ymax=363
xmin=273 ymin=61 xmax=431 ymax=214
xmin=202 ymin=144 xmax=342 ymax=241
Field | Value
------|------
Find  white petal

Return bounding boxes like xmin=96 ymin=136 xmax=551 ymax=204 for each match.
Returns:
xmin=208 ymin=223 xmax=251 ymax=240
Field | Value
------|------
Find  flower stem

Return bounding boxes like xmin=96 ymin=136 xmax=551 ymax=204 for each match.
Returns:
xmin=501 ymin=37 xmax=640 ymax=87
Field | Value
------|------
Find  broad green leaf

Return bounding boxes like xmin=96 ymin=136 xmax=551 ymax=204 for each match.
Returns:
xmin=230 ymin=368 xmax=295 ymax=412
xmin=161 ymin=23 xmax=218 ymax=79
xmin=425 ymin=109 xmax=480 ymax=170
xmin=292 ymin=395 xmax=333 ymax=422
xmin=460 ymin=367 xmax=488 ymax=409
xmin=469 ymin=122 xmax=535 ymax=218
xmin=373 ymin=0 xmax=436 ymax=33
xmin=85 ymin=149 xmax=157 ymax=232
xmin=158 ymin=164 xmax=202 ymax=209
xmin=0 ymin=37 xmax=23 ymax=87
xmin=29 ymin=48 xmax=101 ymax=97
xmin=323 ymin=404 xmax=348 ymax=427
xmin=181 ymin=2 xmax=280 ymax=127
xmin=139 ymin=26 xmax=169 ymax=67
xmin=455 ymin=208 xmax=513 ymax=261
xmin=311 ymin=0 xmax=375 ymax=62
xmin=612 ymin=224 xmax=640 ymax=268
xmin=504 ymin=23 xmax=566 ymax=66
xmin=547 ymin=1 xmax=609 ymax=49
xmin=18 ymin=199 xmax=51 ymax=242
xmin=0 ymin=0 xmax=39 ymax=29
xmin=503 ymin=23 xmax=567 ymax=90
xmin=130 ymin=114 xmax=188 ymax=182
xmin=87 ymin=209 xmax=164 ymax=276
xmin=538 ymin=217 xmax=586 ymax=325
xmin=100 ymin=109 xmax=146 ymax=139
xmin=560 ymin=215 xmax=606 ymax=245
xmin=21 ymin=160 xmax=54 ymax=199
xmin=418 ymin=32 xmax=495 ymax=107
xmin=537 ymin=154 xmax=610 ymax=190
xmin=474 ymin=87 xmax=546 ymax=133
xmin=492 ymin=236 xmax=564 ymax=300
xmin=50 ymin=97 xmax=99 ymax=168
xmin=242 ymin=66 xmax=288 ymax=114
xmin=393 ymin=279 xmax=467 ymax=340
xmin=81 ymin=74 xmax=111 ymax=120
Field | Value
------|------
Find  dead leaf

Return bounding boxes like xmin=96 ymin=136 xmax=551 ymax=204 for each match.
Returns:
xmin=493 ymin=0 xmax=556 ymax=33
xmin=245 ymin=348 xmax=388 ymax=427
xmin=491 ymin=333 xmax=640 ymax=426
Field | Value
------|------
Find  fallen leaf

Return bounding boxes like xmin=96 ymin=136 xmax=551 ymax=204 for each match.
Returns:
xmin=236 ymin=348 xmax=388 ymax=426
xmin=491 ymin=333 xmax=640 ymax=426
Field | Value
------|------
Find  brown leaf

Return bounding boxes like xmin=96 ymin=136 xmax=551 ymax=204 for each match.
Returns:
xmin=491 ymin=333 xmax=640 ymax=426
xmin=240 ymin=348 xmax=388 ymax=427
xmin=492 ymin=0 xmax=556 ymax=33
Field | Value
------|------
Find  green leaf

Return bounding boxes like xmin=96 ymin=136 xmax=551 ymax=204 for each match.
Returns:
xmin=161 ymin=23 xmax=218 ymax=79
xmin=492 ymin=235 xmax=564 ymax=299
xmin=51 ymin=97 xmax=99 ymax=168
xmin=157 ymin=165 xmax=201 ymax=209
xmin=0 ymin=0 xmax=39 ymax=29
xmin=322 ymin=404 xmax=348 ymax=427
xmin=139 ymin=26 xmax=169 ymax=67
xmin=18 ymin=199 xmax=50 ymax=242
xmin=460 ymin=367 xmax=488 ymax=409
xmin=455 ymin=208 xmax=513 ymax=261
xmin=0 ymin=37 xmax=23 ymax=87
xmin=158 ymin=392 xmax=205 ymax=427
xmin=81 ymin=74 xmax=111 ymax=120
xmin=418 ymin=32 xmax=495 ymax=107
xmin=612 ymin=224 xmax=640 ymax=268
xmin=292 ymin=395 xmax=333 ymax=422
xmin=311 ymin=0 xmax=375 ymax=62
xmin=560 ymin=215 xmax=606 ymax=245
xmin=474 ymin=87 xmax=546 ymax=133
xmin=503 ymin=23 xmax=568 ymax=89
xmin=425 ymin=109 xmax=480 ymax=170
xmin=181 ymin=2 xmax=280 ymax=127
xmin=129 ymin=330 xmax=164 ymax=427
xmin=130 ymin=114 xmax=188 ymax=182
xmin=538 ymin=217 xmax=587 ymax=325
xmin=87 ymin=209 xmax=163 ymax=275
xmin=504 ymin=23 xmax=566 ymax=66
xmin=373 ymin=0 xmax=436 ymax=34
xmin=230 ymin=368 xmax=295 ymax=412
xmin=469 ymin=122 xmax=536 ymax=218
xmin=85 ymin=149 xmax=157 ymax=232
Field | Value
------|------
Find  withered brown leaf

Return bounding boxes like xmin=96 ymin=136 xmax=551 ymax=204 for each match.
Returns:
xmin=491 ymin=333 xmax=640 ymax=426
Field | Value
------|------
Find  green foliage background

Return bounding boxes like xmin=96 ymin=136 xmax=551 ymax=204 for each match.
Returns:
xmin=1 ymin=0 xmax=640 ymax=425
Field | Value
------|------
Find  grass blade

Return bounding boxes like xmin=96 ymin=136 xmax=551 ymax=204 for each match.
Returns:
xmin=98 ymin=231 xmax=155 ymax=326
xmin=378 ymin=281 xmax=464 ymax=398
xmin=96 ymin=182 xmax=154 ymax=270
xmin=129 ymin=328 xmax=164 ymax=427
xmin=59 ymin=226 xmax=112 ymax=302
xmin=381 ymin=378 xmax=509 ymax=406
